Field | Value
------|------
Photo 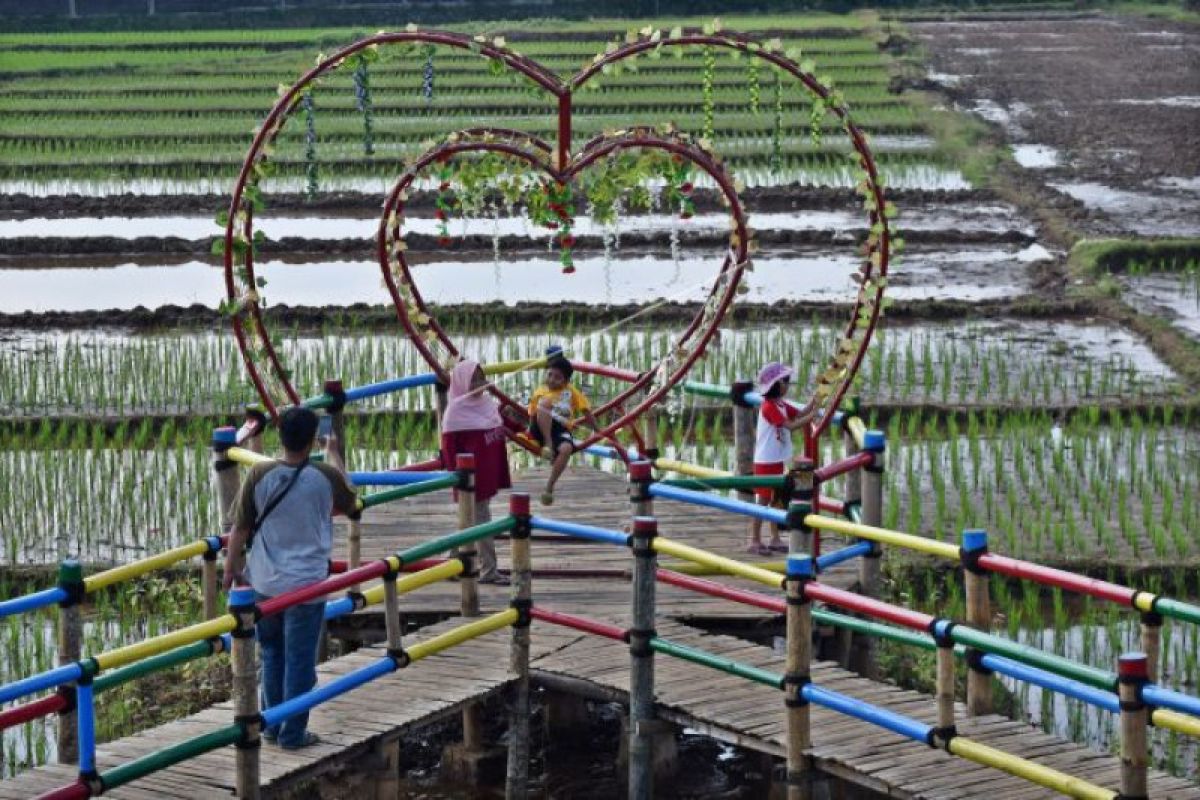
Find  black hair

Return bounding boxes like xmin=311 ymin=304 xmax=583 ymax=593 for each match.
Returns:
xmin=547 ymin=355 xmax=574 ymax=381
xmin=279 ymin=407 xmax=319 ymax=452
xmin=764 ymin=378 xmax=788 ymax=399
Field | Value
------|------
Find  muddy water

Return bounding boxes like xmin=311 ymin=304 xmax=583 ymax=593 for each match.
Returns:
xmin=0 ymin=202 xmax=1036 ymax=240
xmin=1123 ymin=273 xmax=1200 ymax=340
xmin=0 ymin=241 xmax=1043 ymax=312
xmin=912 ymin=15 xmax=1200 ymax=238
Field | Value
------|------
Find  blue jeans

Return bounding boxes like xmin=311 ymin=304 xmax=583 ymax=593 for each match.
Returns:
xmin=255 ymin=594 xmax=325 ymax=747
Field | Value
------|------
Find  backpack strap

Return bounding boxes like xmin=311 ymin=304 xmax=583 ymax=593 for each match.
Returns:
xmin=248 ymin=462 xmax=309 ymax=548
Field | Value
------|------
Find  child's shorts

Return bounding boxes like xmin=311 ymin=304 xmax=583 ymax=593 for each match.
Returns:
xmin=529 ymin=419 xmax=574 ymax=451
xmin=753 ymin=461 xmax=785 ymax=502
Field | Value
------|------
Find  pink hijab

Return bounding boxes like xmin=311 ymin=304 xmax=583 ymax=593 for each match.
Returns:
xmin=442 ymin=359 xmax=503 ymax=434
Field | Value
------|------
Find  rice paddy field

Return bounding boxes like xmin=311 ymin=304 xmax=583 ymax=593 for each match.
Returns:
xmin=2 ymin=2 xmax=1200 ymax=789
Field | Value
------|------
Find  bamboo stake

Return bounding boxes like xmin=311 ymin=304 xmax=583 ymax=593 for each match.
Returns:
xmin=630 ymin=459 xmax=654 ymax=517
xmin=505 ymin=494 xmax=532 ymax=800
xmin=935 ymin=640 xmax=956 ymax=747
xmin=731 ymin=380 xmax=756 ymax=506
xmin=56 ymin=559 xmax=83 ymax=765
xmin=456 ymin=453 xmax=479 ymax=618
xmin=229 ymin=587 xmax=260 ymax=799
xmin=1118 ymin=653 xmax=1149 ymax=800
xmin=785 ymin=555 xmax=813 ymax=800
xmin=1140 ymin=613 xmax=1162 ymax=683
xmin=211 ymin=426 xmax=242 ymax=536
xmin=858 ymin=429 xmax=885 ymax=680
xmin=629 ymin=516 xmax=658 ymax=800
xmin=962 ymin=529 xmax=992 ymax=716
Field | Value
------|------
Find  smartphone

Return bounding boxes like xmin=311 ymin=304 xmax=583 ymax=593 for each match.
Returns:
xmin=317 ymin=414 xmax=333 ymax=443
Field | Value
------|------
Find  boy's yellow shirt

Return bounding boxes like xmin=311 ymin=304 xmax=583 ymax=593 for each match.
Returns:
xmin=529 ymin=383 xmax=590 ymax=427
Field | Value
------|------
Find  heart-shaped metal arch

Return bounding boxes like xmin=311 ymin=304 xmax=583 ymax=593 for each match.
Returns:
xmin=379 ymin=126 xmax=751 ymax=455
xmin=221 ymin=27 xmax=892 ymax=442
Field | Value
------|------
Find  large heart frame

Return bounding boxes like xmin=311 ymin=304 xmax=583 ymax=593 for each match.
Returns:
xmin=222 ymin=28 xmax=893 ymax=447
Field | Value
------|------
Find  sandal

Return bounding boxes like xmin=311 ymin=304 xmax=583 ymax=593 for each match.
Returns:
xmin=280 ymin=731 xmax=321 ymax=750
xmin=478 ymin=573 xmax=511 ymax=586
xmin=744 ymin=543 xmax=771 ymax=556
xmin=540 ymin=491 xmax=555 ymax=506
xmin=768 ymin=541 xmax=789 ymax=554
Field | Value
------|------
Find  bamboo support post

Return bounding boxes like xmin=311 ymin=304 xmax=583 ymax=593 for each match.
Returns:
xmin=857 ymin=429 xmax=885 ymax=680
xmin=962 ymin=529 xmax=992 ymax=716
xmin=322 ymin=380 xmax=362 ymax=593
xmin=629 ymin=516 xmax=658 ymax=800
xmin=212 ymin=426 xmax=242 ymax=536
xmin=1118 ymin=653 xmax=1149 ymax=800
xmin=642 ymin=398 xmax=659 ymax=466
xmin=630 ymin=460 xmax=654 ymax=517
xmin=731 ymin=380 xmax=756 ymax=506
xmin=1140 ymin=613 xmax=1162 ymax=683
xmin=455 ymin=453 xmax=480 ymax=617
xmin=505 ymin=494 xmax=533 ymax=800
xmin=934 ymin=634 xmax=957 ymax=748
xmin=202 ymin=546 xmax=219 ymax=620
xmin=242 ymin=404 xmax=267 ymax=454
xmin=56 ymin=559 xmax=83 ymax=765
xmin=229 ymin=587 xmax=260 ymax=800
xmin=784 ymin=555 xmax=814 ymax=800
xmin=787 ymin=460 xmax=815 ymax=557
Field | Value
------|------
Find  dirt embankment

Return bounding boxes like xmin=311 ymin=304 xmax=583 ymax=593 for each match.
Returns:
xmin=0 ymin=186 xmax=985 ymax=220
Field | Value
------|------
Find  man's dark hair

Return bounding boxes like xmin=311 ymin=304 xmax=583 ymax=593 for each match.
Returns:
xmin=279 ymin=407 xmax=319 ymax=452
xmin=547 ymin=355 xmax=574 ymax=381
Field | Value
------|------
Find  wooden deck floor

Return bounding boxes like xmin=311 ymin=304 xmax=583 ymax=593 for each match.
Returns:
xmin=3 ymin=466 xmax=1198 ymax=798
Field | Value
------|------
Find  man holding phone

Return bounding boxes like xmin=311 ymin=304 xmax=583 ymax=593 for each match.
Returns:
xmin=223 ymin=407 xmax=358 ymax=750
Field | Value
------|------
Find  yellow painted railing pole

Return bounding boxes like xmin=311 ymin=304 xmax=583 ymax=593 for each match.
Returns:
xmin=361 ymin=559 xmax=463 ymax=608
xmin=947 ymin=737 xmax=1117 ymax=800
xmin=651 ymin=537 xmax=782 ymax=589
xmin=405 ymin=609 xmax=518 ymax=663
xmin=93 ymin=616 xmax=237 ymax=672
xmin=651 ymin=457 xmax=731 ymax=480
xmin=84 ymin=539 xmax=214 ymax=593
xmin=804 ymin=514 xmax=961 ymax=561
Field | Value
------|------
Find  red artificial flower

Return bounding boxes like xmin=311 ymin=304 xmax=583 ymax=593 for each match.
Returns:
xmin=562 ymin=264 xmax=576 ymax=274
xmin=560 ymin=235 xmax=576 ymax=248
xmin=438 ymin=181 xmax=451 ymax=192
xmin=545 ymin=221 xmax=559 ymax=230
xmin=434 ymin=209 xmax=447 ymax=221
xmin=437 ymin=236 xmax=452 ymax=247
xmin=680 ymin=182 xmax=694 ymax=194
xmin=680 ymin=210 xmax=693 ymax=220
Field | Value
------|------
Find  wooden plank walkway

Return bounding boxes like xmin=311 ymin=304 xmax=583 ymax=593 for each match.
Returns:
xmin=3 ymin=465 xmax=1198 ymax=797
xmin=345 ymin=464 xmax=862 ymax=622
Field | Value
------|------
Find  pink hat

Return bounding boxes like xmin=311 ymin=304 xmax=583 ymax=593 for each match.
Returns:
xmin=756 ymin=362 xmax=794 ymax=394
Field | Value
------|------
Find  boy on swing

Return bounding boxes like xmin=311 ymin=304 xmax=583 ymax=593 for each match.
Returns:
xmin=528 ymin=353 xmax=599 ymax=506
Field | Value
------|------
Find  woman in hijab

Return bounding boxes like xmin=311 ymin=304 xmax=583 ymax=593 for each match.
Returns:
xmin=440 ymin=359 xmax=512 ymax=585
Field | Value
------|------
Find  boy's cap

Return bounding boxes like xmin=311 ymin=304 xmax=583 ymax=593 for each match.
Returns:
xmin=756 ymin=362 xmax=794 ymax=394
xmin=545 ymin=344 xmax=564 ymax=356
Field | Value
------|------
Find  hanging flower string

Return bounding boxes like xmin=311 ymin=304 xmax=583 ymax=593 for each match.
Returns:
xmin=546 ymin=181 xmax=576 ymax=273
xmin=302 ymin=89 xmax=318 ymax=200
xmin=421 ymin=45 xmax=436 ymax=103
xmin=352 ymin=54 xmax=374 ymax=157
xmin=434 ymin=159 xmax=455 ymax=246
xmin=701 ymin=45 xmax=716 ymax=144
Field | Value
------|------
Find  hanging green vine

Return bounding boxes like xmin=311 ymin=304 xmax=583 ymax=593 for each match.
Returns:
xmin=421 ymin=44 xmax=435 ymax=103
xmin=352 ymin=53 xmax=374 ymax=157
xmin=302 ymin=89 xmax=318 ymax=200
xmin=771 ymin=70 xmax=783 ymax=176
xmin=701 ymin=45 xmax=716 ymax=144
xmin=747 ymin=58 xmax=760 ymax=115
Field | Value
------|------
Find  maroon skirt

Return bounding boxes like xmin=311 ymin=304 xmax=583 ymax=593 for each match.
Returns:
xmin=440 ymin=426 xmax=513 ymax=502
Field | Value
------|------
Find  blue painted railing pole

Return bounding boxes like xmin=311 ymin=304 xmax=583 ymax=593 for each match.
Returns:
xmin=56 ymin=559 xmax=83 ymax=765
xmin=505 ymin=494 xmax=533 ymax=800
xmin=785 ymin=555 xmax=814 ymax=800
xmin=229 ymin=587 xmax=260 ymax=800
xmin=628 ymin=516 xmax=658 ymax=800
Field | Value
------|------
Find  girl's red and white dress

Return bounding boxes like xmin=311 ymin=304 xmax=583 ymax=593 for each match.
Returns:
xmin=752 ymin=398 xmax=799 ymax=501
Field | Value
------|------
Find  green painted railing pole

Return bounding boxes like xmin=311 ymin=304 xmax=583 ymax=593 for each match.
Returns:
xmin=360 ymin=474 xmax=460 ymax=508
xmin=395 ymin=516 xmax=513 ymax=564
xmin=93 ymin=638 xmax=220 ymax=693
xmin=649 ymin=639 xmax=783 ymax=689
xmin=100 ymin=724 xmax=242 ymax=791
